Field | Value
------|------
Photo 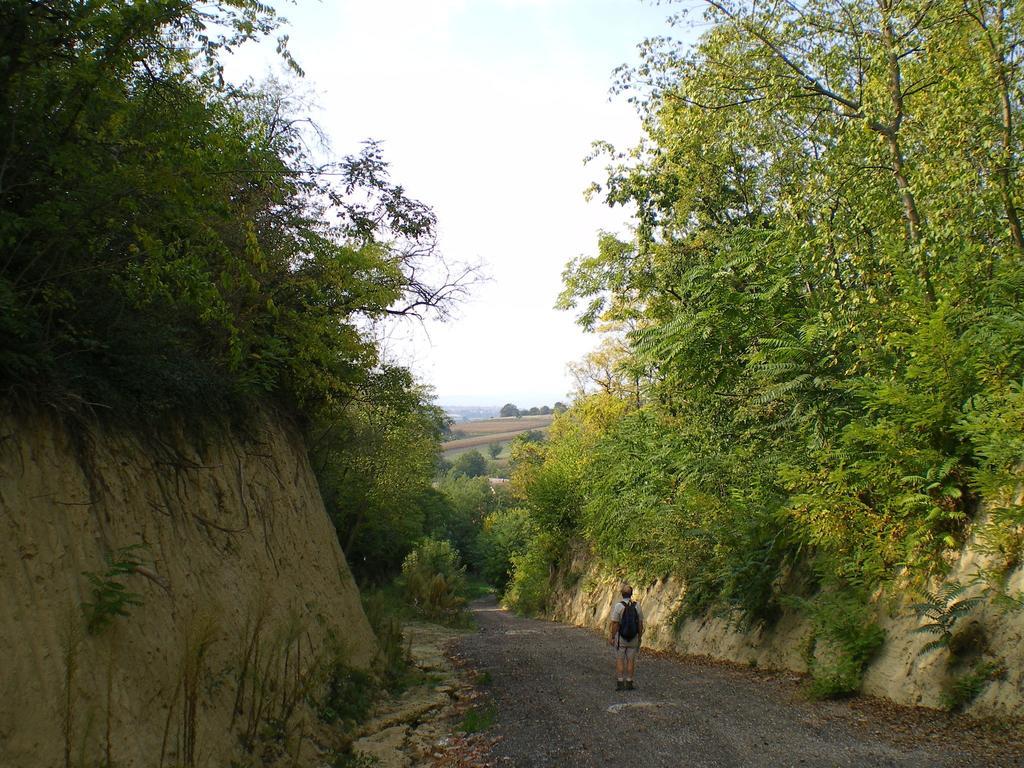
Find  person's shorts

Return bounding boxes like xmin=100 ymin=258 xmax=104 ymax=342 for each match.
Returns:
xmin=614 ymin=639 xmax=639 ymax=661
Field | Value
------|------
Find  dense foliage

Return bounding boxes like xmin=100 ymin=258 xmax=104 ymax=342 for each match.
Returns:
xmin=507 ymin=0 xmax=1024 ymax=690
xmin=0 ymin=2 xmax=479 ymax=587
xmin=312 ymin=370 xmax=449 ymax=580
xmin=0 ymin=1 xmax=467 ymax=420
xmin=475 ymin=506 xmax=534 ymax=592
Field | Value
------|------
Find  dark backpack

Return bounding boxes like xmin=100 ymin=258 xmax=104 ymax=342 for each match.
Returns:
xmin=618 ymin=600 xmax=640 ymax=641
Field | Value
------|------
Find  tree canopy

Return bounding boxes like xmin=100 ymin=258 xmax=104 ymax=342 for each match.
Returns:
xmin=504 ymin=0 xmax=1024 ymax=692
xmin=0 ymin=1 xmax=478 ymax=586
xmin=0 ymin=1 xmax=471 ymax=419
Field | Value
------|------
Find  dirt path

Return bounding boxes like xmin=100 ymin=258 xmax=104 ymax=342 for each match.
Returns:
xmin=451 ymin=598 xmax=1024 ymax=768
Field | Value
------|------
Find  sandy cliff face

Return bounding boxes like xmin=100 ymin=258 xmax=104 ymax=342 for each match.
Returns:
xmin=548 ymin=540 xmax=1024 ymax=716
xmin=0 ymin=410 xmax=376 ymax=768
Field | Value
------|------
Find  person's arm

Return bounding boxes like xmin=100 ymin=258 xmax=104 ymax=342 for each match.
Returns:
xmin=609 ymin=601 xmax=625 ymax=644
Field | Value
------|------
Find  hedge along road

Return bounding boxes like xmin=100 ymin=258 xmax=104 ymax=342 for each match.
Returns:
xmin=452 ymin=598 xmax=1024 ymax=768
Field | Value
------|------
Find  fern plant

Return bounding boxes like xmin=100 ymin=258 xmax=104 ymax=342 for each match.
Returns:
xmin=993 ymin=590 xmax=1024 ymax=613
xmin=911 ymin=581 xmax=985 ymax=656
xmin=82 ymin=546 xmax=145 ymax=635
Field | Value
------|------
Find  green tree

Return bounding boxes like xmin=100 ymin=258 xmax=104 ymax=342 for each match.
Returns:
xmin=451 ymin=450 xmax=488 ymax=479
xmin=401 ymin=538 xmax=467 ymax=620
xmin=500 ymin=403 xmax=520 ymax=417
xmin=433 ymin=474 xmax=499 ymax=561
xmin=0 ymin=2 xmax=474 ymax=419
xmin=543 ymin=0 xmax=1024 ymax=633
xmin=314 ymin=372 xmax=447 ymax=580
xmin=514 ymin=430 xmax=546 ymax=446
xmin=0 ymin=2 xmax=477 ymax=589
xmin=476 ymin=508 xmax=534 ymax=591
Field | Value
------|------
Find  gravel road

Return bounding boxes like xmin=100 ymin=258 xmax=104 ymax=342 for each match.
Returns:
xmin=452 ymin=598 xmax=1023 ymax=768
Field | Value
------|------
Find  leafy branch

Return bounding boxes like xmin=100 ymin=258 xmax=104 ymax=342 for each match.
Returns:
xmin=82 ymin=546 xmax=146 ymax=635
xmin=911 ymin=581 xmax=985 ymax=656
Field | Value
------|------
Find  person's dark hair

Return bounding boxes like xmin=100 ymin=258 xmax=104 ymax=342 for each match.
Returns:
xmin=621 ymin=584 xmax=633 ymax=599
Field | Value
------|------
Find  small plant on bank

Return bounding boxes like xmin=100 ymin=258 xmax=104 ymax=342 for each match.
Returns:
xmin=791 ymin=587 xmax=886 ymax=699
xmin=362 ymin=588 xmax=415 ymax=694
xmin=459 ymin=703 xmax=496 ymax=734
xmin=82 ymin=546 xmax=145 ymax=634
xmin=316 ymin=652 xmax=378 ymax=726
xmin=912 ymin=581 xmax=985 ymax=656
xmin=942 ymin=659 xmax=1007 ymax=712
xmin=994 ymin=590 xmax=1024 ymax=613
xmin=976 ymin=572 xmax=1024 ymax=615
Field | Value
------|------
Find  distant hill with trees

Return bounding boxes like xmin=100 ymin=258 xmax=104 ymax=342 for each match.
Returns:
xmin=442 ymin=402 xmax=569 ymax=422
xmin=499 ymin=402 xmax=567 ymax=418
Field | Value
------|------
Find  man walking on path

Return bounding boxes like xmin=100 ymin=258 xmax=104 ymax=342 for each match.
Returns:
xmin=609 ymin=583 xmax=644 ymax=691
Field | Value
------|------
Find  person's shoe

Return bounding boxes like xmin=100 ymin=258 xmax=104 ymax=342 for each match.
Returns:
xmin=616 ymin=680 xmax=625 ymax=691
xmin=626 ymin=680 xmax=635 ymax=690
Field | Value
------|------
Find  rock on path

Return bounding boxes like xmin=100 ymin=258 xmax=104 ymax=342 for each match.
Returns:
xmin=453 ymin=598 xmax=1024 ymax=768
xmin=353 ymin=621 xmax=485 ymax=768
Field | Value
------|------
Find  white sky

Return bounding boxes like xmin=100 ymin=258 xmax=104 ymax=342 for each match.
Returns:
xmin=226 ymin=0 xmax=687 ymax=407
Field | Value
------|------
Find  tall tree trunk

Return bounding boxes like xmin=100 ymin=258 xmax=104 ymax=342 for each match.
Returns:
xmin=876 ymin=3 xmax=936 ymax=305
xmin=965 ymin=0 xmax=1023 ymax=254
xmin=996 ymin=65 xmax=1024 ymax=251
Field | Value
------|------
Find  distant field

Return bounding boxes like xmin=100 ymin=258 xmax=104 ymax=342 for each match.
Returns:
xmin=442 ymin=428 xmax=549 ymax=454
xmin=443 ymin=444 xmax=512 ymax=460
xmin=441 ymin=415 xmax=553 ymax=458
xmin=447 ymin=414 xmax=553 ymax=439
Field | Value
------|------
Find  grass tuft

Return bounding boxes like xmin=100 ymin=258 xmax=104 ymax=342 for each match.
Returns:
xmin=459 ymin=703 xmax=496 ymax=734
